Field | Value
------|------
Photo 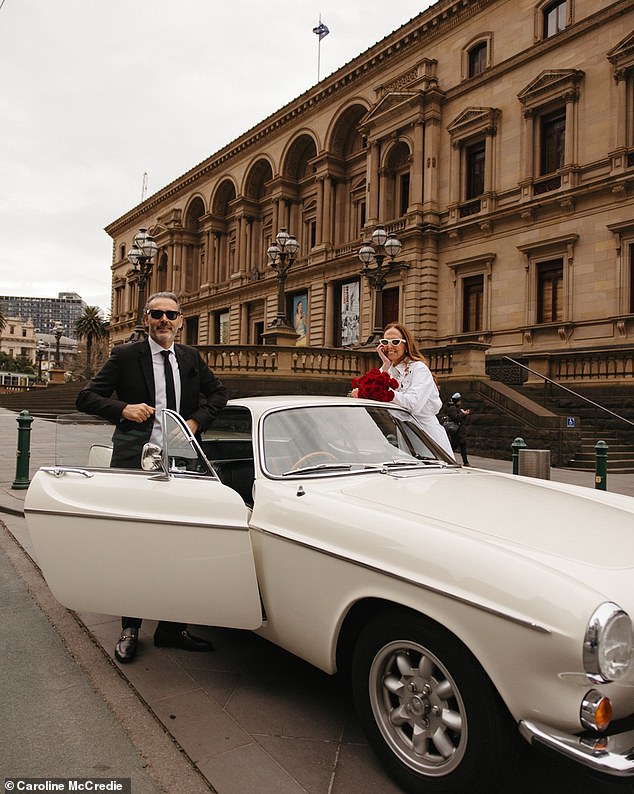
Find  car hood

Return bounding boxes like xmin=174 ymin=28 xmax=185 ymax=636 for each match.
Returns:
xmin=339 ymin=468 xmax=634 ymax=572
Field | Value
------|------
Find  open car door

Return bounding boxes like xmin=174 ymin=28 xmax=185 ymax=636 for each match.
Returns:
xmin=24 ymin=410 xmax=262 ymax=629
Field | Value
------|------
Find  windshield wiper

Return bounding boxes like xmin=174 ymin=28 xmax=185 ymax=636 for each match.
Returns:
xmin=380 ymin=458 xmax=445 ymax=470
xmin=282 ymin=462 xmax=354 ymax=476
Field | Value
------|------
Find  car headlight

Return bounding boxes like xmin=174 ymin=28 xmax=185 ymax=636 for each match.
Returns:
xmin=583 ymin=602 xmax=633 ymax=683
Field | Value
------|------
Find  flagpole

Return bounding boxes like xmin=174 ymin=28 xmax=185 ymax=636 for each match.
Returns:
xmin=313 ymin=16 xmax=329 ymax=82
xmin=317 ymin=14 xmax=322 ymax=82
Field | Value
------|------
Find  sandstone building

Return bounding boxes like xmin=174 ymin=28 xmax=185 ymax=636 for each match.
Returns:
xmin=105 ymin=0 xmax=634 ymax=394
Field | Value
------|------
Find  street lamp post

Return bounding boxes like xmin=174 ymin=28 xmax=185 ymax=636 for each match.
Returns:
xmin=127 ymin=228 xmax=158 ymax=341
xmin=358 ymin=225 xmax=402 ymax=346
xmin=35 ymin=340 xmax=46 ymax=382
xmin=261 ymin=228 xmax=300 ymax=345
xmin=52 ymin=322 xmax=64 ymax=368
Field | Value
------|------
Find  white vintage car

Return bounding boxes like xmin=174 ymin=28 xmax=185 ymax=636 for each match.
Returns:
xmin=24 ymin=396 xmax=634 ymax=793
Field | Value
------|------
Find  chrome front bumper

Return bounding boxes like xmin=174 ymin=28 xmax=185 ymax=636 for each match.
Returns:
xmin=520 ymin=720 xmax=634 ymax=776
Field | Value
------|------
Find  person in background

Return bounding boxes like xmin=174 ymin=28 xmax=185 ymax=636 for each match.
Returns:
xmin=444 ymin=392 xmax=471 ymax=466
xmin=350 ymin=321 xmax=455 ymax=459
xmin=76 ymin=291 xmax=228 ymax=664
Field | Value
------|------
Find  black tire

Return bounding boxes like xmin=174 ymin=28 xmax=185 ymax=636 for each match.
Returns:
xmin=351 ymin=609 xmax=511 ymax=794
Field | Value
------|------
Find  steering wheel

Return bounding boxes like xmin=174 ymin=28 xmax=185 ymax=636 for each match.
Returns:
xmin=291 ymin=450 xmax=337 ymax=470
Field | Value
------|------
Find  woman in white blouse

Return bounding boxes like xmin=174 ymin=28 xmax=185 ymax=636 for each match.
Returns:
xmin=352 ymin=322 xmax=455 ymax=460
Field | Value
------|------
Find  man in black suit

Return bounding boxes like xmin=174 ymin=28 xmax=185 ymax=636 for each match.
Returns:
xmin=76 ymin=291 xmax=227 ymax=663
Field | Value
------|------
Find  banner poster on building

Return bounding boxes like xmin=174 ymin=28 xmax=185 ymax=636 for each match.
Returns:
xmin=293 ymin=293 xmax=308 ymax=346
xmin=341 ymin=281 xmax=359 ymax=346
xmin=219 ymin=311 xmax=230 ymax=344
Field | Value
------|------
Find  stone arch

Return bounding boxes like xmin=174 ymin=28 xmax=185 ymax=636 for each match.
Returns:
xmin=184 ymin=195 xmax=205 ymax=230
xmin=211 ymin=178 xmax=237 ymax=217
xmin=282 ymin=133 xmax=318 ymax=181
xmin=327 ymin=102 xmax=368 ymax=159
xmin=384 ymin=140 xmax=412 ymax=170
xmin=244 ymin=157 xmax=274 ymax=199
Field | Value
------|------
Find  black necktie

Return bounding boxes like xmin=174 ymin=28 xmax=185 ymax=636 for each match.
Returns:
xmin=161 ymin=349 xmax=177 ymax=410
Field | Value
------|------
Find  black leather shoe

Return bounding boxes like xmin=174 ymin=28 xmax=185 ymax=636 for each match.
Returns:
xmin=114 ymin=628 xmax=139 ymax=663
xmin=153 ymin=628 xmax=213 ymax=652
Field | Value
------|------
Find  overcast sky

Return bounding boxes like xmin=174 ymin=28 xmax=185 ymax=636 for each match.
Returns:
xmin=0 ymin=0 xmax=433 ymax=316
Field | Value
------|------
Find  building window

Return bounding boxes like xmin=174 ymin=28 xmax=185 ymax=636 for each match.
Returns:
xmin=384 ymin=142 xmax=411 ymax=221
xmin=607 ymin=32 xmax=634 ymax=157
xmin=302 ymin=201 xmax=317 ymax=255
xmin=518 ymin=70 xmax=582 ymax=195
xmin=518 ymin=235 xmax=576 ymax=328
xmin=468 ymin=42 xmax=487 ymax=77
xmin=399 ymin=173 xmax=410 ymax=217
xmin=537 ymin=259 xmax=564 ymax=323
xmin=447 ymin=107 xmax=499 ymax=218
xmin=461 ymin=33 xmax=493 ymax=80
xmin=447 ymin=253 xmax=494 ymax=336
xmin=213 ymin=310 xmax=230 ymax=344
xmin=359 ymin=199 xmax=366 ymax=232
xmin=630 ymin=244 xmax=634 ymax=314
xmin=462 ymin=275 xmax=484 ymax=332
xmin=540 ymin=108 xmax=565 ymax=175
xmin=543 ymin=0 xmax=567 ymax=38
xmin=185 ymin=315 xmax=199 ymax=345
xmin=465 ymin=141 xmax=486 ymax=200
xmin=383 ymin=287 xmax=399 ymax=327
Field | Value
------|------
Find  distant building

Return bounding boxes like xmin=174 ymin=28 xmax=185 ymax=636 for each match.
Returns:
xmin=0 ymin=317 xmax=35 ymax=362
xmin=0 ymin=292 xmax=86 ymax=339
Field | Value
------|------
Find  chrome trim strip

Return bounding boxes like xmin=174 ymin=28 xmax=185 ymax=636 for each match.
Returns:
xmin=519 ymin=719 xmax=634 ymax=776
xmin=251 ymin=524 xmax=550 ymax=634
xmin=24 ymin=506 xmax=248 ymax=532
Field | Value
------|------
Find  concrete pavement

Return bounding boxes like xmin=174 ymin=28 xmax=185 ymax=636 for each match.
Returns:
xmin=1 ymin=406 xmax=633 ymax=793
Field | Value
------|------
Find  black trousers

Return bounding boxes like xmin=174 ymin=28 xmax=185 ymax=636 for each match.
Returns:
xmin=122 ymin=617 xmax=186 ymax=633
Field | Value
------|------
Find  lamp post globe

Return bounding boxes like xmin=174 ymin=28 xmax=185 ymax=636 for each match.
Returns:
xmin=358 ymin=225 xmax=402 ymax=346
xmin=127 ymin=228 xmax=159 ymax=341
xmin=262 ymin=227 xmax=300 ymax=345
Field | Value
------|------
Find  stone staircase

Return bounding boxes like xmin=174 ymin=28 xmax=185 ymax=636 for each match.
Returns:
xmin=516 ymin=384 xmax=634 ymax=473
xmin=0 ymin=381 xmax=86 ymax=418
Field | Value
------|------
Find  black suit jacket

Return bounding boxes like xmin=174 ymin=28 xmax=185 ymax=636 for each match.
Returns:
xmin=76 ymin=340 xmax=227 ymax=467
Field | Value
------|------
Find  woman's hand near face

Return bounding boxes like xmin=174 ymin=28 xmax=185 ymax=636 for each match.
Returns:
xmin=376 ymin=342 xmax=390 ymax=367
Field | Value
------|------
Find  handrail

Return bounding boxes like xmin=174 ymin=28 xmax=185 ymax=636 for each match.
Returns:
xmin=502 ymin=356 xmax=634 ymax=428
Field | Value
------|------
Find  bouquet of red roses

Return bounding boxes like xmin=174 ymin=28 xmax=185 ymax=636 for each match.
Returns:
xmin=351 ymin=368 xmax=399 ymax=402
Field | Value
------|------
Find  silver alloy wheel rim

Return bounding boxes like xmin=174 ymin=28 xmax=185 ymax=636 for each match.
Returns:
xmin=368 ymin=639 xmax=468 ymax=776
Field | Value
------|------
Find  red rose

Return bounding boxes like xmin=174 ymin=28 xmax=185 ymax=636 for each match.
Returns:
xmin=351 ymin=368 xmax=397 ymax=402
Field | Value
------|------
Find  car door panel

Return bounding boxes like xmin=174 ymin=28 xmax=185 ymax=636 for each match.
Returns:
xmin=25 ymin=468 xmax=263 ymax=628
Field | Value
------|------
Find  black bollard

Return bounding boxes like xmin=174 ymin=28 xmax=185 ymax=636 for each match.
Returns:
xmin=12 ymin=410 xmax=34 ymax=490
xmin=595 ymin=440 xmax=607 ymax=491
xmin=512 ymin=437 xmax=527 ymax=476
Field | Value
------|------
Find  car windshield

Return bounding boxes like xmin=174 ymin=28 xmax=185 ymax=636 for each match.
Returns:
xmin=261 ymin=404 xmax=451 ymax=476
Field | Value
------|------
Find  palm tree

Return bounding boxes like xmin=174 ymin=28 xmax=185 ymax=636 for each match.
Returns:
xmin=75 ymin=306 xmax=108 ymax=378
xmin=0 ymin=306 xmax=6 ymax=334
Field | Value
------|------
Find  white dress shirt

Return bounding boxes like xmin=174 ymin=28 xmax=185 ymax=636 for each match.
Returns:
xmin=148 ymin=337 xmax=181 ymax=444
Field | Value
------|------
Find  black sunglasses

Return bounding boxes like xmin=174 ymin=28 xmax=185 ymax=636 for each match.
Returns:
xmin=379 ymin=338 xmax=406 ymax=347
xmin=146 ymin=309 xmax=181 ymax=320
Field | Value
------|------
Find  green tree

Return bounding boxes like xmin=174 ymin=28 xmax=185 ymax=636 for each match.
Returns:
xmin=0 ymin=351 xmax=36 ymax=374
xmin=75 ymin=306 xmax=108 ymax=378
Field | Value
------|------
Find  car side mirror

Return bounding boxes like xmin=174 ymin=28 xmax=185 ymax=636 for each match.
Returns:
xmin=141 ymin=443 xmax=163 ymax=471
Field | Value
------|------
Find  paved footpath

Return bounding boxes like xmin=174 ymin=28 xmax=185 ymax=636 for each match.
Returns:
xmin=1 ymin=407 xmax=633 ymax=793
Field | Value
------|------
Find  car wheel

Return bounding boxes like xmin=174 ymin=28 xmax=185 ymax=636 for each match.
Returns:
xmin=351 ymin=609 xmax=510 ymax=794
